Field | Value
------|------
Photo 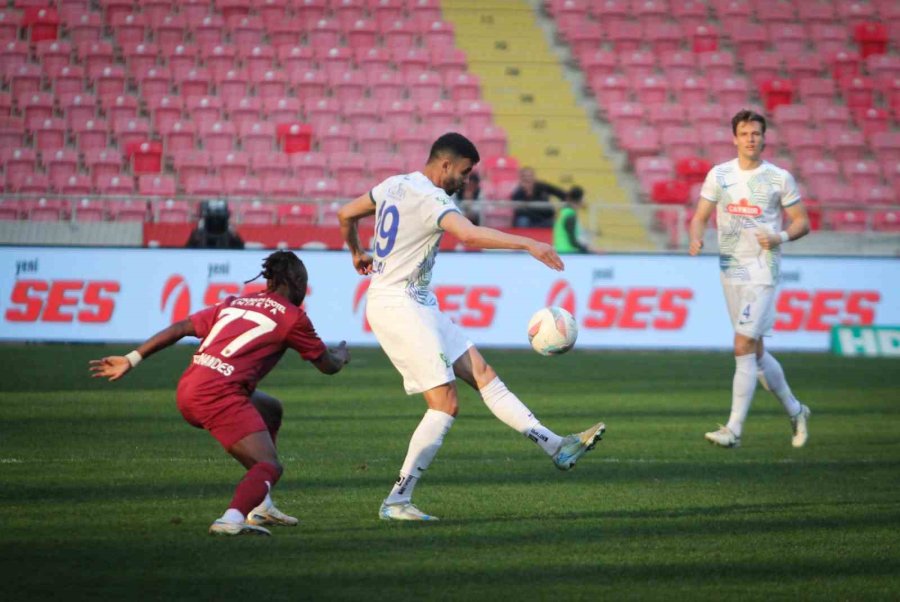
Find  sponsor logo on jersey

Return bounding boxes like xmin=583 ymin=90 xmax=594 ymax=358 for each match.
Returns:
xmin=726 ymin=198 xmax=762 ymax=217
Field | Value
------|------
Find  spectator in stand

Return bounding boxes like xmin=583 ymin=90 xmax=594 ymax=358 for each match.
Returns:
xmin=187 ymin=200 xmax=245 ymax=249
xmin=510 ymin=167 xmax=566 ymax=228
xmin=553 ymin=186 xmax=595 ymax=254
xmin=457 ymin=171 xmax=483 ymax=225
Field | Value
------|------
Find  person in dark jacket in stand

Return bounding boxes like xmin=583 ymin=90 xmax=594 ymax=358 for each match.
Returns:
xmin=510 ymin=167 xmax=566 ymax=228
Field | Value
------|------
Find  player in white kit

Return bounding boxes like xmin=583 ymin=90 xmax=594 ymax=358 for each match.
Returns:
xmin=689 ymin=110 xmax=812 ymax=449
xmin=338 ymin=133 xmax=605 ymax=520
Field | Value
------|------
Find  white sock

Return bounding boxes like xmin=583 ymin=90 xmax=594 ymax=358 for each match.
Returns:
xmin=385 ymin=409 xmax=454 ymax=504
xmin=726 ymin=354 xmax=758 ymax=438
xmin=221 ymin=508 xmax=244 ymax=524
xmin=757 ymin=351 xmax=802 ymax=417
xmin=480 ymin=377 xmax=562 ymax=455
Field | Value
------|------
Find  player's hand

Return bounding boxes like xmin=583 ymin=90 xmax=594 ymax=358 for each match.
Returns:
xmin=755 ymin=230 xmax=781 ymax=250
xmin=689 ymin=239 xmax=704 ymax=256
xmin=528 ymin=241 xmax=565 ymax=271
xmin=330 ymin=340 xmax=351 ymax=366
xmin=352 ymin=252 xmax=374 ymax=276
xmin=89 ymin=356 xmax=131 ymax=381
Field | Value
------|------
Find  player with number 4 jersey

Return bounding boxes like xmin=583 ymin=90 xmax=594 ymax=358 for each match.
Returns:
xmin=90 ymin=251 xmax=350 ymax=536
xmin=690 ymin=110 xmax=811 ymax=449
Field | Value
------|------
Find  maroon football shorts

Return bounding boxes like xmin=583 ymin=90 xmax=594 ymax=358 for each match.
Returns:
xmin=177 ymin=394 xmax=267 ymax=449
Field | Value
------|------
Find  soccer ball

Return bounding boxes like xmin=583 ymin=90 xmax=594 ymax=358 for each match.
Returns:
xmin=527 ymin=307 xmax=578 ymax=356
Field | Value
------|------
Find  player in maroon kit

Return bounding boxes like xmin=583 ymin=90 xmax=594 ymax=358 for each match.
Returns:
xmin=90 ymin=251 xmax=350 ymax=536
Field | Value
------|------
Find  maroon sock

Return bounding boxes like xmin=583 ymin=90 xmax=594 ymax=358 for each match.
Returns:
xmin=228 ymin=462 xmax=281 ymax=517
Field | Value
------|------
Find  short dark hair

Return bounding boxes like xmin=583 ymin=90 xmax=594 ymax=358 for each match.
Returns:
xmin=427 ymin=132 xmax=480 ymax=164
xmin=260 ymin=250 xmax=308 ymax=305
xmin=731 ymin=109 xmax=767 ymax=135
xmin=568 ymin=186 xmax=584 ymax=202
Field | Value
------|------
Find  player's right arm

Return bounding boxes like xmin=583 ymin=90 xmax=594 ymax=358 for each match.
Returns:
xmin=337 ymin=193 xmax=377 ymax=275
xmin=89 ymin=319 xmax=197 ymax=381
xmin=311 ymin=341 xmax=351 ymax=375
xmin=689 ymin=199 xmax=716 ymax=256
xmin=439 ymin=211 xmax=564 ymax=271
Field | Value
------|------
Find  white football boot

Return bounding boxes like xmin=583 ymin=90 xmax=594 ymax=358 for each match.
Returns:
xmin=552 ymin=421 xmax=606 ymax=471
xmin=790 ymin=404 xmax=811 ymax=448
xmin=379 ymin=501 xmax=439 ymax=521
xmin=208 ymin=519 xmax=271 ymax=536
xmin=705 ymin=425 xmax=741 ymax=448
xmin=247 ymin=503 xmax=299 ymax=527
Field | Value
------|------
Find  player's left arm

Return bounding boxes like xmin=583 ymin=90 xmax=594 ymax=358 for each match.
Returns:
xmin=89 ymin=319 xmax=197 ymax=382
xmin=756 ymin=201 xmax=811 ymax=249
xmin=337 ymin=193 xmax=377 ymax=275
xmin=440 ymin=211 xmax=564 ymax=271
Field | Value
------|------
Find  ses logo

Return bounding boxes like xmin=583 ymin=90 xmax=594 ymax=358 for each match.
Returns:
xmin=5 ymin=280 xmax=120 ymax=323
xmin=547 ymin=280 xmax=693 ymax=330
xmin=352 ymin=280 xmax=501 ymax=332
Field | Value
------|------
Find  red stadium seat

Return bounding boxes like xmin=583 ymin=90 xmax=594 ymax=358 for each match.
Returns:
xmin=139 ymin=174 xmax=177 ymax=197
xmin=211 ymin=150 xmax=250 ymax=180
xmin=692 ymin=24 xmax=718 ymax=53
xmin=759 ymin=79 xmax=794 ymax=112
xmin=250 ymin=152 xmax=290 ymax=180
xmin=23 ymin=197 xmax=67 ymax=220
xmin=172 ymin=150 xmax=210 ymax=182
xmin=872 ymin=132 xmax=900 ymax=164
xmin=57 ymin=173 xmax=93 ymax=195
xmin=873 ymin=210 xmax=900 ymax=232
xmin=343 ymin=98 xmax=380 ymax=128
xmin=229 ymin=14 xmax=264 ymax=47
xmin=238 ymin=121 xmax=277 ymax=154
xmin=225 ymin=96 xmax=261 ymax=129
xmin=96 ymin=174 xmax=134 ymax=196
xmin=843 ymin=159 xmax=882 ymax=190
xmin=304 ymin=177 xmax=340 ymax=200
xmin=227 ymin=175 xmax=261 ymax=198
xmin=155 ymin=198 xmax=192 ymax=223
xmin=83 ymin=148 xmax=122 ymax=183
xmin=71 ymin=198 xmax=106 ymax=222
xmin=185 ymin=174 xmax=223 ymax=197
xmin=635 ymin=156 xmax=675 ymax=193
xmin=290 ymin=151 xmax=328 ymax=180
xmin=102 ymin=93 xmax=140 ymax=124
xmin=860 ymin=185 xmax=896 ymax=206
xmin=44 ymin=148 xmax=80 ymax=181
xmin=330 ymin=71 xmax=366 ymax=103
xmin=278 ymin=202 xmax=317 ymax=226
xmin=113 ymin=117 xmax=151 ymax=150
xmin=108 ymin=199 xmax=149 ymax=222
xmin=831 ymin=130 xmax=866 ymax=162
xmin=187 ymin=95 xmax=224 ymax=130
xmin=262 ymin=176 xmax=303 ymax=199
xmin=367 ymin=70 xmax=406 ymax=102
xmin=236 ymin=199 xmax=277 ymax=224
xmin=138 ymin=66 xmax=173 ymax=104
xmin=199 ymin=121 xmax=236 ymax=152
xmin=824 ymin=209 xmax=867 ymax=232
xmin=675 ymin=157 xmax=712 ymax=185
xmin=651 ymin=180 xmax=691 ymax=205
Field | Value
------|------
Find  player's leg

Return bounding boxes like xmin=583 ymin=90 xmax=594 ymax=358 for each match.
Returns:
xmin=381 ymin=383 xmax=456 ymax=521
xmin=250 ymin=390 xmax=283 ymax=444
xmin=756 ymin=339 xmax=811 ymax=447
xmin=454 ymin=346 xmax=604 ymax=470
xmin=242 ymin=390 xmax=299 ymax=527
xmin=367 ymin=298 xmax=456 ymax=521
xmin=205 ymin=398 xmax=281 ymax=536
xmin=706 ymin=282 xmax=760 ymax=448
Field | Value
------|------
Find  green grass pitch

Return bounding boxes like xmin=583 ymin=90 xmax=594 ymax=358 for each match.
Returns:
xmin=1 ymin=344 xmax=898 ymax=601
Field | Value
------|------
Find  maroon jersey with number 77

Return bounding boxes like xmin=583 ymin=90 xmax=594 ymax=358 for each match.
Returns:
xmin=176 ymin=292 xmax=327 ymax=403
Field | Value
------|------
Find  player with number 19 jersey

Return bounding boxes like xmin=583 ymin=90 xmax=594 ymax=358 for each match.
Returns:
xmin=367 ymin=172 xmax=461 ymax=305
xmin=176 ymin=292 xmax=327 ymax=405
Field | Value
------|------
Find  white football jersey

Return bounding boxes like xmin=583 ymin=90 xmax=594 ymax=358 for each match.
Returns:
xmin=367 ymin=171 xmax=461 ymax=304
xmin=700 ymin=158 xmax=801 ymax=285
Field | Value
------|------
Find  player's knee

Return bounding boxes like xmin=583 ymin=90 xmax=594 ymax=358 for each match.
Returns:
xmin=258 ymin=459 xmax=283 ymax=478
xmin=734 ymin=336 xmax=757 ymax=356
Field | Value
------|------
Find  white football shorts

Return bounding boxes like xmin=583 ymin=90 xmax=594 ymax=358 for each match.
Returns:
xmin=366 ymin=293 xmax=473 ymax=395
xmin=720 ymin=276 xmax=777 ymax=339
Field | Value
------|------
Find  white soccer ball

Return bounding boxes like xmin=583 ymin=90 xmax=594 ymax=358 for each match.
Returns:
xmin=527 ymin=306 xmax=578 ymax=356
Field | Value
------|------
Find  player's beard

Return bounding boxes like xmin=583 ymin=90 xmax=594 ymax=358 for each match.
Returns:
xmin=443 ymin=175 xmax=464 ymax=196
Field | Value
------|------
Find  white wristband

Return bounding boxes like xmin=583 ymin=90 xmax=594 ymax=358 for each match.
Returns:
xmin=125 ymin=350 xmax=143 ymax=368
xmin=778 ymin=231 xmax=790 ymax=244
